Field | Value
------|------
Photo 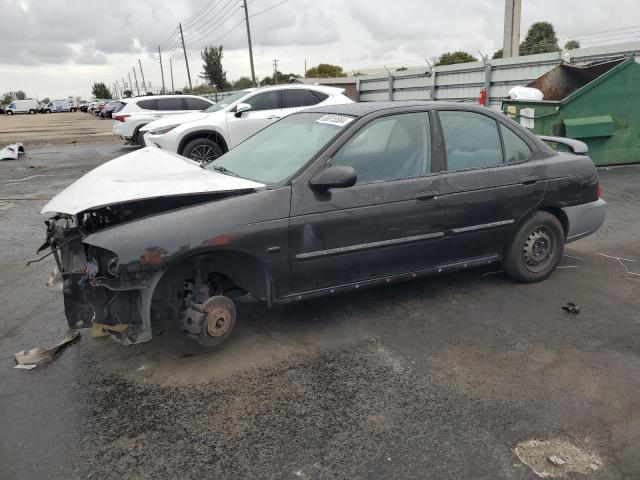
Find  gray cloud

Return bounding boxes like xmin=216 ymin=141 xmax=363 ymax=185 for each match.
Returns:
xmin=1 ymin=0 xmax=639 ymax=98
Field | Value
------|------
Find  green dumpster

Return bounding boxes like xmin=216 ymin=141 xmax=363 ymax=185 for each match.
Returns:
xmin=502 ymin=57 xmax=640 ymax=165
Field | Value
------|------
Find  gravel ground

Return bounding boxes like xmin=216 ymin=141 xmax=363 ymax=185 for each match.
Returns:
xmin=0 ymin=143 xmax=638 ymax=479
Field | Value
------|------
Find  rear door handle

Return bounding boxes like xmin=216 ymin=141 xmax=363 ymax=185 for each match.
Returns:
xmin=415 ymin=191 xmax=438 ymax=202
xmin=521 ymin=176 xmax=540 ymax=185
xmin=267 ymin=115 xmax=282 ymax=120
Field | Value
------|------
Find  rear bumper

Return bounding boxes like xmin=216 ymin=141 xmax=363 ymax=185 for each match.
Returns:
xmin=562 ymin=199 xmax=606 ymax=243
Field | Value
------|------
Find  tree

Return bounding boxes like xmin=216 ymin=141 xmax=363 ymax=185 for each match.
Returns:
xmin=2 ymin=93 xmax=14 ymax=104
xmin=123 ymin=90 xmax=133 ymax=98
xmin=260 ymin=71 xmax=300 ymax=85
xmin=305 ymin=63 xmax=346 ymax=78
xmin=14 ymin=90 xmax=26 ymax=100
xmin=233 ymin=76 xmax=255 ymax=89
xmin=519 ymin=21 xmax=559 ymax=56
xmin=435 ymin=51 xmax=477 ymax=66
xmin=492 ymin=49 xmax=503 ymax=59
xmin=564 ymin=39 xmax=580 ymax=50
xmin=91 ymin=82 xmax=111 ymax=99
xmin=42 ymin=97 xmax=50 ymax=104
xmin=185 ymin=84 xmax=218 ymax=95
xmin=200 ymin=45 xmax=230 ymax=90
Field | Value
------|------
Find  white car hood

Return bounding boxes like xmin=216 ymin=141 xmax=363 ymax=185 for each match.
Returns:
xmin=41 ymin=147 xmax=264 ymax=215
xmin=141 ymin=111 xmax=212 ymax=132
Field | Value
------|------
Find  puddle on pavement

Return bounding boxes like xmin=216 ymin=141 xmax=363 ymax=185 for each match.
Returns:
xmin=513 ymin=437 xmax=602 ymax=477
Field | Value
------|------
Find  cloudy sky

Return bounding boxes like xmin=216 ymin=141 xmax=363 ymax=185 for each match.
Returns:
xmin=1 ymin=0 xmax=639 ymax=99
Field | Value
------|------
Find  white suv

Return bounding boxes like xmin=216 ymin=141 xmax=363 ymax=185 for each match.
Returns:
xmin=141 ymin=85 xmax=353 ymax=163
xmin=112 ymin=95 xmax=215 ymax=146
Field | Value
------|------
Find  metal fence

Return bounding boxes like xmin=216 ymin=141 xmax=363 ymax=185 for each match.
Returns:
xmin=357 ymin=41 xmax=640 ymax=107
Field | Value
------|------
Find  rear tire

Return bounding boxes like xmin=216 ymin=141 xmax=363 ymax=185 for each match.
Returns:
xmin=502 ymin=211 xmax=564 ymax=283
xmin=182 ymin=138 xmax=223 ymax=164
xmin=7 ymin=110 xmax=13 ymax=115
xmin=28 ymin=109 xmax=36 ymax=114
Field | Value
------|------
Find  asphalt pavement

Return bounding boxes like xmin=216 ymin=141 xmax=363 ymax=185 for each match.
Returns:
xmin=0 ymin=142 xmax=638 ymax=479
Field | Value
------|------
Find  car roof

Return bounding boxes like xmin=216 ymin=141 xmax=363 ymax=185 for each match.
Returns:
xmin=302 ymin=101 xmax=496 ymax=117
xmin=130 ymin=94 xmax=203 ymax=102
xmin=243 ymin=84 xmax=345 ymax=95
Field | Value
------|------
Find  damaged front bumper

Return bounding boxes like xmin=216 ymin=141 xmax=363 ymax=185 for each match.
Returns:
xmin=44 ymin=219 xmax=160 ymax=345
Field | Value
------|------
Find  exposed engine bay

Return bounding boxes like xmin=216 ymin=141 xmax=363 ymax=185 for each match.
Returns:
xmin=40 ymin=192 xmax=244 ymax=345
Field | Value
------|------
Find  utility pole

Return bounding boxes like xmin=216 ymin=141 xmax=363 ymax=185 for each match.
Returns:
xmin=170 ymin=58 xmax=175 ymax=93
xmin=179 ymin=23 xmax=193 ymax=90
xmin=138 ymin=58 xmax=147 ymax=93
xmin=304 ymin=59 xmax=307 ymax=77
xmin=503 ymin=0 xmax=521 ymax=58
xmin=241 ymin=0 xmax=257 ymax=86
xmin=158 ymin=47 xmax=166 ymax=94
xmin=121 ymin=77 xmax=127 ymax=92
xmin=132 ymin=67 xmax=140 ymax=96
xmin=273 ymin=59 xmax=278 ymax=84
xmin=128 ymin=72 xmax=134 ymax=95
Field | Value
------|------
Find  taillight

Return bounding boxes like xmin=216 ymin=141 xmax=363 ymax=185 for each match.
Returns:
xmin=114 ymin=114 xmax=129 ymax=122
xmin=596 ymin=183 xmax=603 ymax=199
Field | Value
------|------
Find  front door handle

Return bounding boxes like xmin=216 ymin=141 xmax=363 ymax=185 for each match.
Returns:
xmin=267 ymin=115 xmax=282 ymax=120
xmin=415 ymin=191 xmax=438 ymax=202
xmin=521 ymin=176 xmax=540 ymax=185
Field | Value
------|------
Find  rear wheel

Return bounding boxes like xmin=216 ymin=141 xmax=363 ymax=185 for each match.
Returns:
xmin=502 ymin=211 xmax=564 ymax=283
xmin=183 ymin=138 xmax=223 ymax=164
xmin=6 ymin=110 xmax=13 ymax=115
xmin=28 ymin=109 xmax=36 ymax=114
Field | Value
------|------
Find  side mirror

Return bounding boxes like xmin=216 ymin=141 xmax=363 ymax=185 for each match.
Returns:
xmin=310 ymin=165 xmax=357 ymax=191
xmin=234 ymin=102 xmax=252 ymax=118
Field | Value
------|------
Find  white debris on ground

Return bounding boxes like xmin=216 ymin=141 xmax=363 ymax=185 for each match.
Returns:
xmin=513 ymin=438 xmax=602 ymax=477
xmin=0 ymin=142 xmax=25 ymax=160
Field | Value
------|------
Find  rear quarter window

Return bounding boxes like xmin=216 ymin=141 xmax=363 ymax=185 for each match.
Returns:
xmin=500 ymin=124 xmax=532 ymax=163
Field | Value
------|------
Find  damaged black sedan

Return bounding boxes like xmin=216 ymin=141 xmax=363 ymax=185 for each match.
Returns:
xmin=39 ymin=102 xmax=605 ymax=346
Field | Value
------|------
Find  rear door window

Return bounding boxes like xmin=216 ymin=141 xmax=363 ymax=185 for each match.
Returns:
xmin=136 ymin=99 xmax=158 ymax=110
xmin=283 ymin=89 xmax=328 ymax=108
xmin=245 ymin=91 xmax=281 ymax=111
xmin=439 ymin=111 xmax=504 ymax=171
xmin=156 ymin=98 xmax=186 ymax=110
xmin=500 ymin=125 xmax=531 ymax=163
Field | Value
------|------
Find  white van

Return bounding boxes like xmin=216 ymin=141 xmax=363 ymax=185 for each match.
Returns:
xmin=6 ymin=99 xmax=39 ymax=115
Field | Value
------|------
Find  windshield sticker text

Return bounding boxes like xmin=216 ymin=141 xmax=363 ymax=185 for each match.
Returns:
xmin=316 ymin=114 xmax=354 ymax=127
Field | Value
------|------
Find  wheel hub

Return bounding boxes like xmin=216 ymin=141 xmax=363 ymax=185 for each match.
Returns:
xmin=204 ymin=306 xmax=231 ymax=338
xmin=522 ymin=227 xmax=553 ymax=270
xmin=190 ymin=144 xmax=218 ymax=164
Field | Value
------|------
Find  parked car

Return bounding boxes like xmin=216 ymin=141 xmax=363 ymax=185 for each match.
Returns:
xmin=142 ymin=85 xmax=353 ymax=163
xmin=100 ymin=100 xmax=125 ymax=119
xmin=87 ymin=101 xmax=99 ymax=113
xmin=112 ymin=95 xmax=215 ymax=146
xmin=5 ymin=99 xmax=38 ymax=115
xmin=0 ymin=105 xmax=5 ymax=114
xmin=78 ymin=101 xmax=89 ymax=112
xmin=39 ymin=101 xmax=606 ymax=347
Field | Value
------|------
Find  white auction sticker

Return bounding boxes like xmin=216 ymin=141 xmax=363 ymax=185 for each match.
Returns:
xmin=316 ymin=114 xmax=354 ymax=127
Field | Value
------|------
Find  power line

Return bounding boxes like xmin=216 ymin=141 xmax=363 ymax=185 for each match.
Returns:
xmin=183 ymin=2 xmax=241 ymax=45
xmin=184 ymin=7 xmax=243 ymax=48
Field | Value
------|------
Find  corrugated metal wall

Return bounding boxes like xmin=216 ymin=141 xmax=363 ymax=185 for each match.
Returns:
xmin=357 ymin=41 xmax=640 ymax=107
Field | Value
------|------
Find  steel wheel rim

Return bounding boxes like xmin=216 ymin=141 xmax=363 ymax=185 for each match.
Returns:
xmin=522 ymin=225 xmax=555 ymax=273
xmin=190 ymin=144 xmax=219 ymax=164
